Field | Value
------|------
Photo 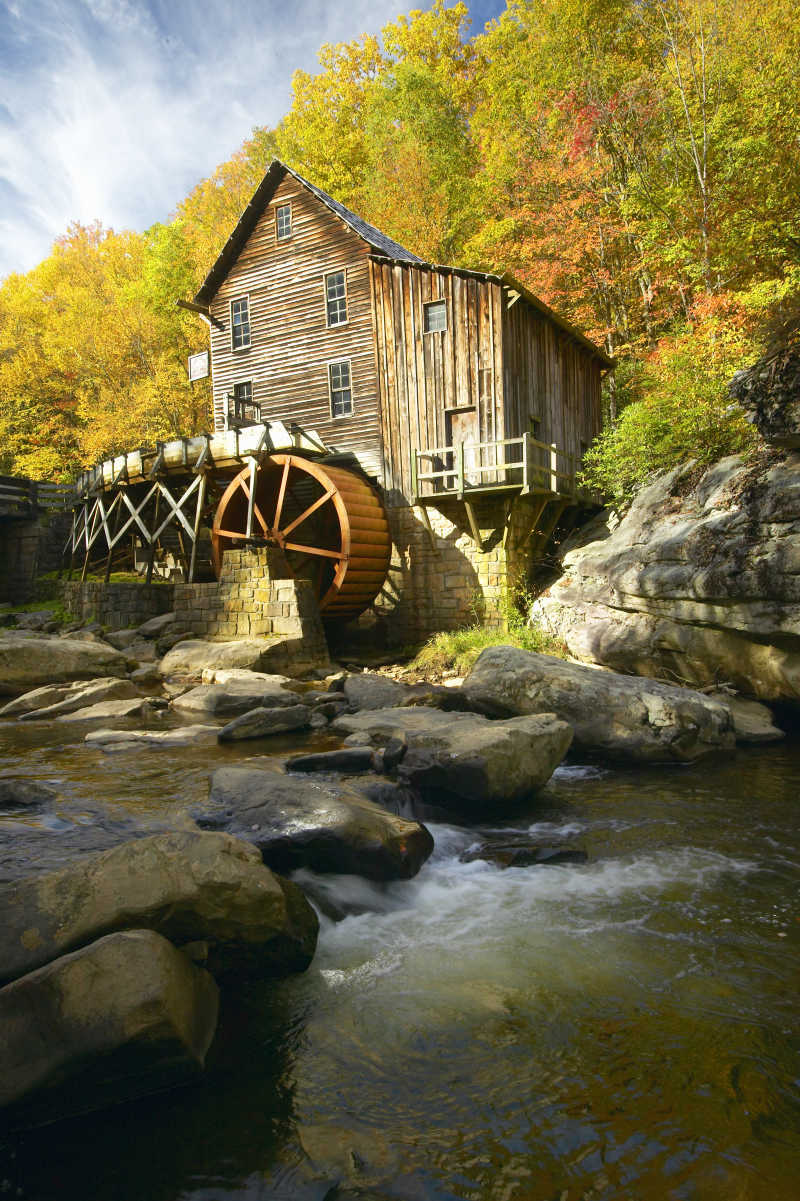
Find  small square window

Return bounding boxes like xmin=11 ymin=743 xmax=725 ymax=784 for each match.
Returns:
xmin=326 ymin=270 xmax=347 ymax=327
xmin=231 ymin=297 xmax=250 ymax=350
xmin=276 ymin=204 xmax=292 ymax=240
xmin=423 ymin=299 xmax=447 ymax=333
xmin=329 ymin=360 xmax=353 ymax=418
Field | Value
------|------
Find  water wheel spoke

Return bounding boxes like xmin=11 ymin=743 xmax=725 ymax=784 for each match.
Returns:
xmin=214 ymin=528 xmax=249 ymax=540
xmin=280 ymin=488 xmax=336 ymax=538
xmin=283 ymin=540 xmax=343 ymax=560
xmin=273 ymin=459 xmax=291 ymax=532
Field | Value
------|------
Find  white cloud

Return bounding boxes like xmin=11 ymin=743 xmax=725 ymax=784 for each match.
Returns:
xmin=0 ymin=0 xmax=430 ymax=277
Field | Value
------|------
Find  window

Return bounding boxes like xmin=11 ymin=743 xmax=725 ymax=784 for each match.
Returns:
xmin=227 ymin=382 xmax=258 ymax=428
xmin=230 ymin=296 xmax=250 ymax=350
xmin=328 ymin=360 xmax=353 ymax=417
xmin=423 ymin=299 xmax=447 ymax=333
xmin=276 ymin=204 xmax=292 ymax=240
xmin=325 ymin=270 xmax=347 ymax=327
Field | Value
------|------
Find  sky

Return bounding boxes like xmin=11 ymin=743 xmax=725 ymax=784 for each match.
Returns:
xmin=0 ymin=0 xmax=505 ymax=279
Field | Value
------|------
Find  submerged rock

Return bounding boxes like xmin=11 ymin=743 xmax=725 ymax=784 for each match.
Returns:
xmin=198 ymin=764 xmax=434 ymax=881
xmin=0 ymin=830 xmax=318 ymax=984
xmin=0 ymin=778 xmax=58 ymax=810
xmin=462 ymin=647 xmax=734 ymax=763
xmin=85 ymin=724 xmax=218 ymax=748
xmin=0 ymin=639 xmax=128 ymax=697
xmin=286 ymin=748 xmax=378 ymax=774
xmin=332 ymin=707 xmax=573 ymax=806
xmin=0 ymin=928 xmax=219 ymax=1126
xmin=460 ymin=839 xmax=588 ymax=868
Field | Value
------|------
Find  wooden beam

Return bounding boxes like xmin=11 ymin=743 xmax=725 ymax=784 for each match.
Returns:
xmin=463 ymin=499 xmax=485 ymax=551
xmin=175 ymin=298 xmax=224 ymax=331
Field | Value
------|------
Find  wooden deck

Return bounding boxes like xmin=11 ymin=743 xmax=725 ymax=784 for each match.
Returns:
xmin=411 ymin=433 xmax=581 ymax=502
xmin=0 ymin=475 xmax=69 ymax=520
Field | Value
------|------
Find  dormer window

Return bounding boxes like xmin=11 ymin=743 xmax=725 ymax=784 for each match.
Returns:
xmin=423 ymin=299 xmax=447 ymax=333
xmin=276 ymin=204 xmax=292 ymax=241
xmin=230 ymin=296 xmax=251 ymax=350
xmin=325 ymin=270 xmax=347 ymax=327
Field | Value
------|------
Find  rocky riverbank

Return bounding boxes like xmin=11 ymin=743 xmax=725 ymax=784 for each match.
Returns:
xmin=0 ymin=600 xmax=788 ymax=1128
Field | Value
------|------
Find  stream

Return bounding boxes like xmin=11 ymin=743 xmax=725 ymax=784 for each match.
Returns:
xmin=1 ymin=717 xmax=799 ymax=1201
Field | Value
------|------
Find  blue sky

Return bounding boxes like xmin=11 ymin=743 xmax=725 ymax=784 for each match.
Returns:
xmin=0 ymin=0 xmax=506 ymax=279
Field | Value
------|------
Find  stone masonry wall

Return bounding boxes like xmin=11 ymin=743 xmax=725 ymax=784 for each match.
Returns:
xmin=61 ymin=581 xmax=174 ymax=629
xmin=173 ymin=548 xmax=329 ymax=670
xmin=1 ymin=511 xmax=72 ymax=605
xmin=368 ymin=497 xmax=540 ymax=647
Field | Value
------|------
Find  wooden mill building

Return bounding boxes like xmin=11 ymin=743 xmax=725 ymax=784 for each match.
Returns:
xmin=187 ymin=159 xmax=612 ymax=642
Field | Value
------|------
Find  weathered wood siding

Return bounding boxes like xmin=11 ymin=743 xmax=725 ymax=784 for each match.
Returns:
xmin=501 ymin=294 xmax=604 ymax=464
xmin=208 ymin=177 xmax=384 ymax=479
xmin=372 ymin=260 xmax=505 ymax=500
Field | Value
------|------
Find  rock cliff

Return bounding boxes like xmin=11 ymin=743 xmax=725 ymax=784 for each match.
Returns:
xmin=532 ymin=451 xmax=800 ymax=705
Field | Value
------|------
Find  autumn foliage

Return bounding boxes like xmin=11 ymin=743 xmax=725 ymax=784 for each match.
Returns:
xmin=1 ymin=0 xmax=798 ymax=491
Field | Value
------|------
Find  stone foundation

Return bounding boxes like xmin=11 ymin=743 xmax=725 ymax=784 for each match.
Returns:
xmin=1 ymin=511 xmax=71 ymax=605
xmin=61 ymin=581 xmax=174 ymax=629
xmin=173 ymin=548 xmax=329 ymax=669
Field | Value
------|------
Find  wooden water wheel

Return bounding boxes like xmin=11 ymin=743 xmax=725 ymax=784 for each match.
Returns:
xmin=211 ymin=455 xmax=391 ymax=621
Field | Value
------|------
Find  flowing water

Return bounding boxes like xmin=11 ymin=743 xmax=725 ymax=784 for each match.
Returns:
xmin=1 ymin=716 xmax=799 ymax=1201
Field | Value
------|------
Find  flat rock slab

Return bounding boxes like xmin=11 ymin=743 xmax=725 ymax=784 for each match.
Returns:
xmin=708 ymin=693 xmax=785 ymax=744
xmin=0 ymin=639 xmax=128 ymax=697
xmin=55 ymin=697 xmax=149 ymax=723
xmin=286 ymin=748 xmax=378 ymax=774
xmin=198 ymin=765 xmax=434 ymax=881
xmin=173 ymin=680 xmax=299 ymax=717
xmin=0 ymin=929 xmax=219 ymax=1126
xmin=331 ymin=707 xmax=573 ymax=806
xmin=217 ymin=704 xmax=311 ymax=741
xmin=14 ymin=678 xmax=141 ymax=721
xmin=462 ymin=647 xmax=735 ymax=763
xmin=85 ymin=724 xmax=218 ymax=749
xmin=0 ymin=830 xmax=318 ymax=986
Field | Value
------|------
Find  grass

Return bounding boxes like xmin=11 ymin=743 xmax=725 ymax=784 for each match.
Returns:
xmin=411 ymin=598 xmax=568 ymax=678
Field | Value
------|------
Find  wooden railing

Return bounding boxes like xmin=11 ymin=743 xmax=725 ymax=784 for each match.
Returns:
xmin=412 ymin=434 xmax=579 ymax=501
xmin=0 ymin=475 xmax=71 ymax=517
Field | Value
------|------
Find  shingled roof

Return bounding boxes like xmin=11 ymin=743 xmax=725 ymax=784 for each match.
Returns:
xmin=193 ymin=159 xmax=421 ymax=306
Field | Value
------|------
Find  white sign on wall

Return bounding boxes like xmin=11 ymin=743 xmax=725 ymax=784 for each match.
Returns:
xmin=188 ymin=351 xmax=209 ymax=381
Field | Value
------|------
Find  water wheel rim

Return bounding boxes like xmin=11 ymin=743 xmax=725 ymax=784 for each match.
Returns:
xmin=211 ymin=455 xmax=356 ymax=611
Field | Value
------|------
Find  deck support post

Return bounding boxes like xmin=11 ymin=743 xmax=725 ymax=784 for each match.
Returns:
xmin=463 ymin=500 xmax=485 ymax=552
xmin=245 ymin=456 xmax=257 ymax=540
xmin=550 ymin=443 xmax=558 ymax=494
xmin=456 ymin=442 xmax=465 ymax=501
xmin=188 ymin=471 xmax=207 ymax=584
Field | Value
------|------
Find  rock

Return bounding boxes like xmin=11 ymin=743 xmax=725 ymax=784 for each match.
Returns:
xmin=331 ymin=707 xmax=573 ymax=805
xmin=155 ymin=630 xmax=193 ymax=655
xmin=709 ymin=692 xmax=785 ymax=743
xmin=0 ymin=830 xmax=318 ymax=985
xmin=729 ymin=342 xmax=800 ymax=448
xmin=124 ymin=637 xmax=158 ymax=663
xmin=160 ymin=639 xmax=299 ymax=679
xmin=103 ymin=629 xmax=140 ymax=650
xmin=198 ymin=764 xmax=434 ymax=881
xmin=55 ymin=697 xmax=149 ymax=723
xmin=462 ymin=646 xmax=735 ymax=763
xmin=342 ymin=673 xmax=414 ymax=710
xmin=172 ymin=679 xmax=298 ymax=717
xmin=137 ymin=611 xmax=178 ymax=638
xmin=14 ymin=677 xmax=140 ymax=721
xmin=0 ymin=637 xmax=128 ymax=696
xmin=217 ymin=704 xmax=311 ymax=742
xmin=130 ymin=663 xmax=162 ymax=685
xmin=201 ymin=668 xmax=296 ymax=688
xmin=531 ymin=454 xmax=800 ymax=705
xmin=286 ymin=748 xmax=377 ymax=774
xmin=85 ymin=725 xmax=218 ymax=749
xmin=0 ymin=778 xmax=58 ymax=810
xmin=460 ymin=839 xmax=588 ymax=868
xmin=309 ymin=711 xmax=329 ymax=730
xmin=13 ymin=610 xmax=57 ymax=631
xmin=0 ymin=929 xmax=219 ymax=1125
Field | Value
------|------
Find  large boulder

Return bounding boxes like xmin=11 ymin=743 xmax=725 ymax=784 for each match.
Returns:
xmin=0 ymin=636 xmax=128 ymax=696
xmin=532 ymin=454 xmax=800 ymax=705
xmin=160 ymin=639 xmax=312 ymax=680
xmin=0 ymin=831 xmax=318 ymax=985
xmin=198 ymin=764 xmax=434 ymax=881
xmin=0 ymin=929 xmax=219 ymax=1125
xmin=462 ymin=646 xmax=734 ymax=763
xmin=217 ymin=704 xmax=311 ymax=741
xmin=331 ymin=706 xmax=573 ymax=805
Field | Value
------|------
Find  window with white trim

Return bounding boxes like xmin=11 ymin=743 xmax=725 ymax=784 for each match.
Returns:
xmin=328 ymin=360 xmax=353 ymax=417
xmin=423 ymin=299 xmax=447 ymax=333
xmin=230 ymin=296 xmax=251 ymax=350
xmin=325 ymin=270 xmax=347 ymax=327
xmin=276 ymin=204 xmax=292 ymax=240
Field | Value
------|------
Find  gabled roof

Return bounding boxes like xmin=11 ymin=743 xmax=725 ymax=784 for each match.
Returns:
xmin=193 ymin=159 xmax=421 ymax=306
